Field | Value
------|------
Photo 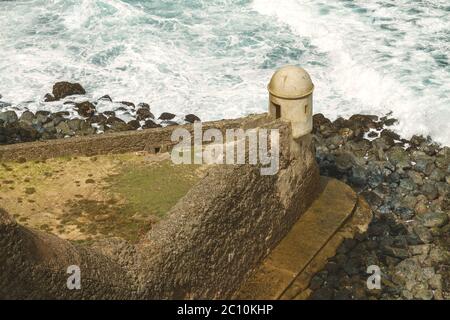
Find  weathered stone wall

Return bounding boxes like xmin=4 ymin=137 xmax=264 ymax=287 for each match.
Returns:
xmin=0 ymin=118 xmax=320 ymax=299
xmin=0 ymin=114 xmax=267 ymax=162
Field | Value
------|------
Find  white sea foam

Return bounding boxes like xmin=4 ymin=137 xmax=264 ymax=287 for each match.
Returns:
xmin=0 ymin=0 xmax=448 ymax=144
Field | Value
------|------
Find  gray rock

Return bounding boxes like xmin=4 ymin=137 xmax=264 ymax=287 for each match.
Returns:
xmin=75 ymin=101 xmax=96 ymax=118
xmin=335 ymin=152 xmax=355 ymax=171
xmin=52 ymin=81 xmax=86 ymax=100
xmin=120 ymin=101 xmax=135 ymax=108
xmin=158 ymin=112 xmax=176 ymax=121
xmin=127 ymin=120 xmax=140 ymax=130
xmin=142 ymin=119 xmax=161 ymax=129
xmin=136 ymin=108 xmax=154 ymax=121
xmin=429 ymin=168 xmax=445 ymax=182
xmin=413 ymin=225 xmax=433 ymax=244
xmin=98 ymin=95 xmax=112 ymax=102
xmin=349 ymin=165 xmax=367 ymax=186
xmin=184 ymin=114 xmax=201 ymax=123
xmin=421 ymin=183 xmax=439 ymax=200
xmin=418 ymin=212 xmax=449 ymax=228
xmin=386 ymin=147 xmax=410 ymax=169
xmin=137 ymin=102 xmax=150 ymax=109
xmin=0 ymin=111 xmax=18 ymax=124
xmin=399 ymin=178 xmax=416 ymax=191
xmin=407 ymin=171 xmax=424 ymax=186
xmin=414 ymin=157 xmax=435 ymax=176
xmin=19 ymin=111 xmax=35 ymax=124
xmin=68 ymin=119 xmax=83 ymax=131
xmin=56 ymin=121 xmax=72 ymax=136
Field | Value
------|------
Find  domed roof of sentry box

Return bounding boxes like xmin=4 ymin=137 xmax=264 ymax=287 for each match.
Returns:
xmin=268 ymin=65 xmax=314 ymax=99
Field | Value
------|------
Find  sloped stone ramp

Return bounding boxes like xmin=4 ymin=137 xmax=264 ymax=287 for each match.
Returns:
xmin=235 ymin=177 xmax=372 ymax=299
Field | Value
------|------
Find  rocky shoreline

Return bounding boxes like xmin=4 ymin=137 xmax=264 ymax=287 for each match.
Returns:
xmin=309 ymin=113 xmax=449 ymax=300
xmin=1 ymin=83 xmax=449 ymax=300
xmin=0 ymin=82 xmax=200 ymax=145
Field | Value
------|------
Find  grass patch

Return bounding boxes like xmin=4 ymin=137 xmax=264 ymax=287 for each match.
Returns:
xmin=105 ymin=160 xmax=201 ymax=218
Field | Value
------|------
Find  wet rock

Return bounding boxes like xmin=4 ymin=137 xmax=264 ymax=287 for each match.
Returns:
xmin=380 ymin=129 xmax=400 ymax=141
xmin=43 ymin=93 xmax=57 ymax=102
xmin=413 ymin=225 xmax=433 ymax=244
xmin=106 ymin=117 xmax=129 ymax=131
xmin=185 ymin=114 xmax=201 ymax=123
xmin=386 ymin=147 xmax=410 ymax=169
xmin=158 ymin=112 xmax=176 ymax=121
xmin=410 ymin=135 xmax=426 ymax=147
xmin=407 ymin=170 xmax=423 ymax=186
xmin=335 ymin=152 xmax=354 ymax=171
xmin=313 ymin=113 xmax=332 ymax=128
xmin=413 ymin=153 xmax=435 ymax=176
xmin=136 ymin=108 xmax=154 ymax=121
xmin=310 ymin=287 xmax=334 ymax=300
xmin=89 ymin=114 xmax=107 ymax=124
xmin=109 ymin=122 xmax=130 ymax=132
xmin=127 ymin=120 xmax=140 ymax=130
xmin=103 ymin=111 xmax=116 ymax=118
xmin=106 ymin=116 xmax=125 ymax=126
xmin=19 ymin=111 xmax=35 ymax=125
xmin=418 ymin=212 xmax=449 ymax=228
xmin=421 ymin=183 xmax=439 ymax=200
xmin=120 ymin=101 xmax=135 ymax=108
xmin=0 ymin=111 xmax=18 ymax=124
xmin=75 ymin=101 xmax=96 ymax=118
xmin=142 ymin=119 xmax=161 ymax=129
xmin=54 ymin=111 xmax=70 ymax=118
xmin=349 ymin=165 xmax=367 ymax=187
xmin=52 ymin=81 xmax=86 ymax=100
xmin=56 ymin=121 xmax=72 ymax=136
xmin=67 ymin=119 xmax=83 ymax=132
xmin=429 ymin=168 xmax=445 ymax=182
xmin=98 ymin=95 xmax=112 ymax=102
xmin=137 ymin=102 xmax=150 ymax=109
xmin=399 ymin=178 xmax=416 ymax=191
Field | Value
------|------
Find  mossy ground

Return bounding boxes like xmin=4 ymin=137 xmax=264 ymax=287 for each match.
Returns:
xmin=0 ymin=152 xmax=202 ymax=243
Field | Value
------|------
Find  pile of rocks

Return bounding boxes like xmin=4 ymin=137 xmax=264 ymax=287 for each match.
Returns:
xmin=0 ymin=82 xmax=201 ymax=145
xmin=309 ymin=113 xmax=449 ymax=300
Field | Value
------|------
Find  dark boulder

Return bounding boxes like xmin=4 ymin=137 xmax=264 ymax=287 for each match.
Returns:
xmin=127 ymin=120 xmax=140 ymax=130
xmin=54 ymin=111 xmax=70 ymax=118
xmin=44 ymin=93 xmax=57 ymax=102
xmin=142 ymin=119 xmax=161 ymax=129
xmin=136 ymin=108 xmax=154 ymax=121
xmin=120 ymin=101 xmax=135 ymax=108
xmin=158 ymin=112 xmax=176 ymax=121
xmin=98 ymin=95 xmax=112 ymax=102
xmin=67 ymin=119 xmax=83 ymax=132
xmin=184 ymin=114 xmax=201 ymax=123
xmin=106 ymin=116 xmax=125 ymax=126
xmin=75 ymin=101 xmax=96 ymax=118
xmin=89 ymin=114 xmax=107 ymax=124
xmin=19 ymin=111 xmax=35 ymax=124
xmin=52 ymin=82 xmax=86 ymax=100
xmin=0 ymin=111 xmax=18 ymax=124
xmin=137 ymin=102 xmax=150 ymax=110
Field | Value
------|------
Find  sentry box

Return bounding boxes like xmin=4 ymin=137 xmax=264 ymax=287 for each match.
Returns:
xmin=268 ymin=65 xmax=314 ymax=139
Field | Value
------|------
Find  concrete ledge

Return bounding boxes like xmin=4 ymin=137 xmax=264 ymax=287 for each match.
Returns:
xmin=235 ymin=177 xmax=372 ymax=299
xmin=0 ymin=114 xmax=268 ymax=162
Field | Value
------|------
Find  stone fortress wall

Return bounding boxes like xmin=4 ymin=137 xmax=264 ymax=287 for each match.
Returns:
xmin=0 ymin=114 xmax=321 ymax=299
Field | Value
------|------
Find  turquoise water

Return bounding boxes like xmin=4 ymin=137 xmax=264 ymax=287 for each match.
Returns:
xmin=0 ymin=0 xmax=449 ymax=144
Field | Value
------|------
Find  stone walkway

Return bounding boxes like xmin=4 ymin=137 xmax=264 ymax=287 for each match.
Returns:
xmin=235 ymin=177 xmax=372 ymax=299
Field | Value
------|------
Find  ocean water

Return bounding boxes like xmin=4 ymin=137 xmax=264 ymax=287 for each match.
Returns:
xmin=0 ymin=0 xmax=448 ymax=144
